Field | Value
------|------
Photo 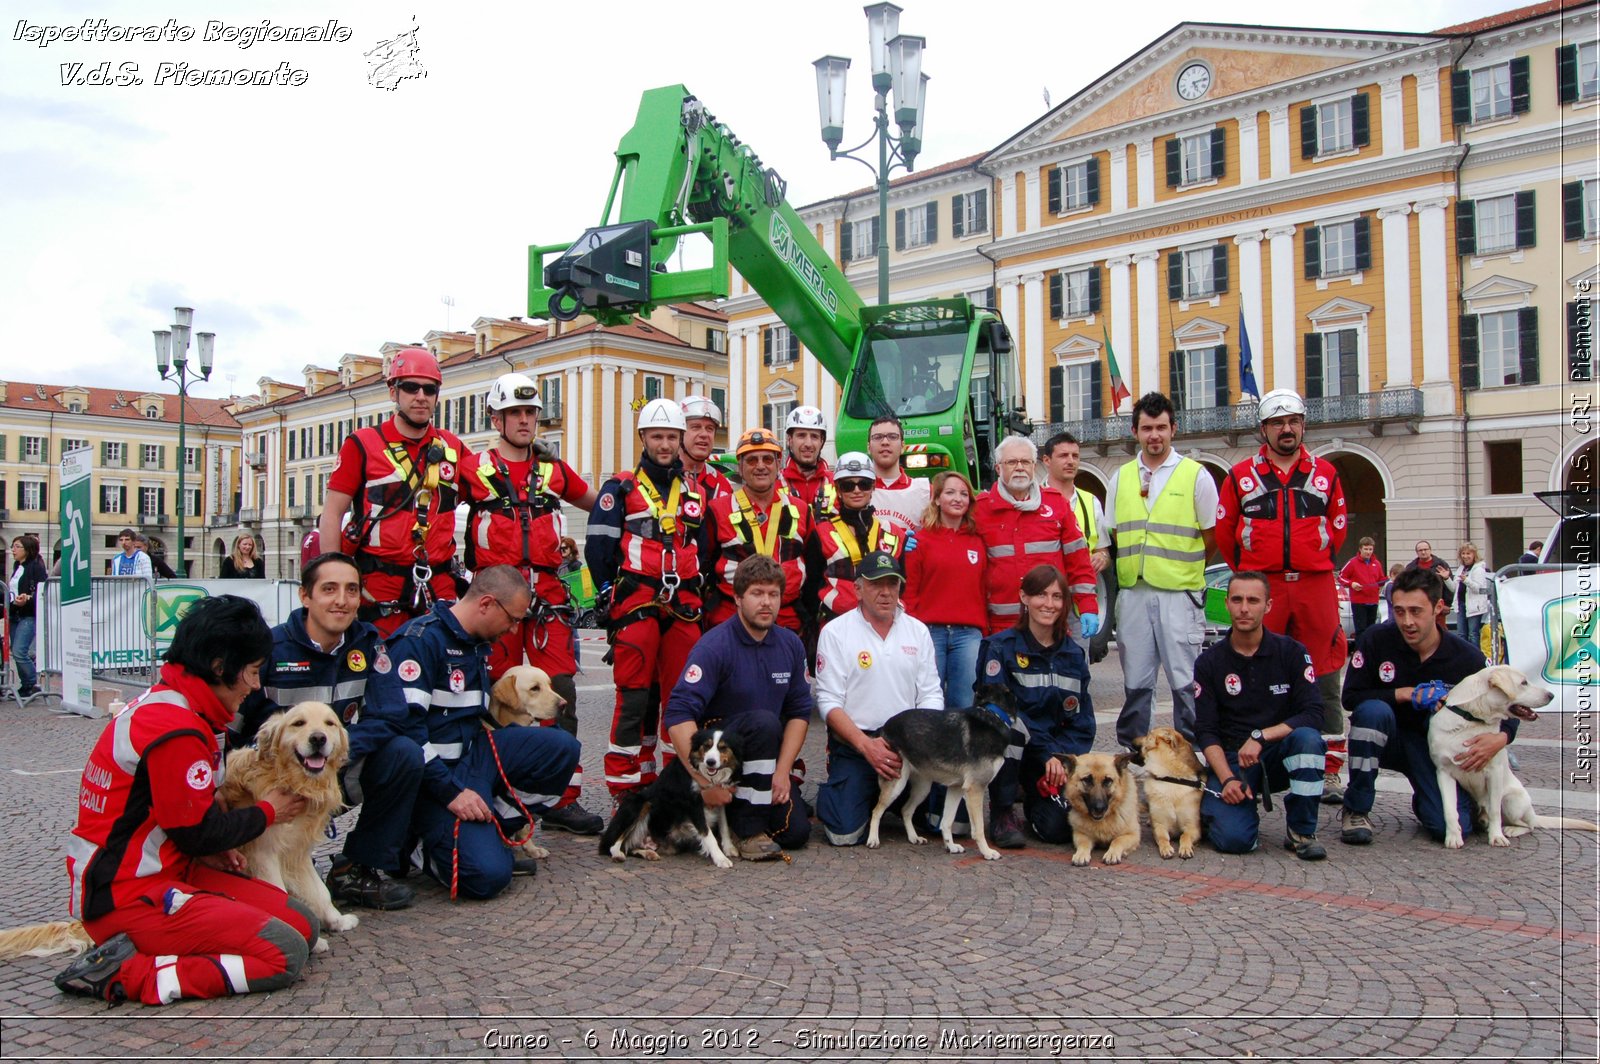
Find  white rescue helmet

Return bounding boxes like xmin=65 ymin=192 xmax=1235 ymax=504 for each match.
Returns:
xmin=1257 ymin=388 xmax=1307 ymax=422
xmin=785 ymin=405 xmax=828 ymax=438
xmin=833 ymin=451 xmax=873 ymax=479
xmin=486 ymin=372 xmax=542 ymax=414
xmin=637 ymin=397 xmax=687 ymax=434
xmin=680 ymin=395 xmax=723 ymax=425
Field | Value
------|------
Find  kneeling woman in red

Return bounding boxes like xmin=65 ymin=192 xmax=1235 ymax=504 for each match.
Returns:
xmin=58 ymin=595 xmax=313 ymax=1005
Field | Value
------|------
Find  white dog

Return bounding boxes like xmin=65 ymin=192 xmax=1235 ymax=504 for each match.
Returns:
xmin=1429 ymin=666 xmax=1599 ymax=848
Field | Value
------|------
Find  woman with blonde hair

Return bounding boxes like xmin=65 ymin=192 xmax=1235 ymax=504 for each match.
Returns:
xmin=902 ymin=470 xmax=987 ymax=709
xmin=220 ymin=534 xmax=265 ymax=579
xmin=1451 ymin=542 xmax=1489 ymax=646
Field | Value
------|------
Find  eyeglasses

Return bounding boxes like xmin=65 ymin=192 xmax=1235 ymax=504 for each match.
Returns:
xmin=998 ymin=458 xmax=1035 ymax=469
xmin=837 ymin=479 xmax=873 ymax=492
xmin=397 ymin=381 xmax=439 ymax=397
xmin=487 ymin=597 xmax=525 ymax=628
xmin=869 ymin=432 xmax=902 ymax=443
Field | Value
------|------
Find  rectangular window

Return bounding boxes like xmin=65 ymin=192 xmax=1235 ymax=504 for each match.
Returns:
xmin=897 ymin=202 xmax=935 ymax=249
xmin=140 ymin=486 xmax=160 ymax=518
xmin=711 ymin=387 xmax=728 ymax=418
xmin=541 ymin=376 xmax=563 ymax=419
xmin=1320 ymin=329 xmax=1361 ymax=397
xmin=102 ymin=484 xmax=125 ymax=513
xmin=1582 ymin=41 xmax=1600 ymax=100
xmin=62 ymin=438 xmax=88 ymax=456
xmin=705 ymin=329 xmax=727 ymax=354
xmin=105 ymin=441 xmax=123 ymax=467
xmin=287 ymin=477 xmax=297 ymax=508
xmin=1049 ymin=363 xmax=1096 ymax=422
xmin=184 ymin=446 xmax=199 ymax=470
xmin=1471 ymin=63 xmax=1512 ymax=122
xmin=1317 ymin=98 xmax=1353 ymax=153
xmin=643 ymin=376 xmax=663 ymax=402
xmin=185 ymin=489 xmax=202 ymax=518
xmin=1479 ymin=310 xmax=1522 ymax=387
xmin=1180 ymin=131 xmax=1212 ymax=185
xmin=1061 ymin=160 xmax=1092 ymax=211
xmin=1567 ymin=180 xmax=1599 ymax=241
xmin=1183 ymin=248 xmax=1215 ymax=299
xmin=763 ymin=400 xmax=794 ymax=434
xmin=142 ymin=444 xmax=161 ymax=469
xmin=1485 ymin=440 xmax=1524 ymax=495
xmin=1475 ymin=194 xmax=1517 ymax=254
xmin=1064 ymin=269 xmax=1094 ymax=317
xmin=19 ymin=480 xmax=45 ymax=512
xmin=1321 ymin=220 xmax=1357 ymax=276
xmin=23 ymin=435 xmax=43 ymax=462
xmin=847 ymin=216 xmax=880 ymax=262
xmin=951 ymin=189 xmax=988 ymax=237
xmin=765 ymin=325 xmax=799 ymax=366
xmin=1183 ymin=348 xmax=1218 ymax=409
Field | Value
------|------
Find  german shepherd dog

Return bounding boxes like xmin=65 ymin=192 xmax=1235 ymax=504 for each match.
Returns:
xmin=864 ymin=683 xmax=1017 ymax=862
xmin=599 ymin=728 xmax=743 ymax=868
xmin=1063 ymin=752 xmax=1141 ymax=866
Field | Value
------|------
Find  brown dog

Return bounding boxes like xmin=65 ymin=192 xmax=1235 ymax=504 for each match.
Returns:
xmin=486 ymin=665 xmax=566 ymax=860
xmin=217 ymin=703 xmax=354 ymax=949
xmin=1062 ymin=752 xmax=1141 ymax=866
xmin=1135 ymin=728 xmax=1203 ymax=860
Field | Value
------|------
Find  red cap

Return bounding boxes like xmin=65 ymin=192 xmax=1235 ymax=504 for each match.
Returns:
xmin=387 ymin=347 xmax=442 ymax=384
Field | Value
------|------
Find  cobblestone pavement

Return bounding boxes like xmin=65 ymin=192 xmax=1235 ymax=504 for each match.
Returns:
xmin=0 ymin=639 xmax=1595 ymax=1062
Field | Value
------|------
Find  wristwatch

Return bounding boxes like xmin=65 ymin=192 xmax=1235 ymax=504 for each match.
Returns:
xmin=1249 ymin=729 xmax=1265 ymax=744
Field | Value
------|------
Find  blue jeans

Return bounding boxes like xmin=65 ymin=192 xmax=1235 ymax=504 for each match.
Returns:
xmin=1458 ymin=612 xmax=1485 ymax=649
xmin=1345 ymin=699 xmax=1474 ymax=842
xmin=10 ymin=616 xmax=37 ymax=689
xmin=926 ymin=624 xmax=982 ymax=709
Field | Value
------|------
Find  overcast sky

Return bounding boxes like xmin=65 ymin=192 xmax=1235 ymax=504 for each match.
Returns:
xmin=2 ymin=0 xmax=1511 ymax=401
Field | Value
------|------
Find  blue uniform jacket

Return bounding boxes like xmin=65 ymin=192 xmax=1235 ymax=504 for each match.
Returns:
xmin=981 ymin=628 xmax=1094 ymax=759
xmin=1193 ymin=629 xmax=1324 ymax=752
xmin=664 ymin=615 xmax=814 ymax=731
xmin=234 ymin=609 xmax=395 ymax=762
xmin=1342 ymin=621 xmax=1511 ymax=740
xmin=365 ymin=600 xmax=493 ymax=805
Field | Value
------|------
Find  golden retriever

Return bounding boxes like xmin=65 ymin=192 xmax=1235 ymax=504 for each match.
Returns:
xmin=487 ymin=665 xmax=566 ymax=860
xmin=1135 ymin=728 xmax=1203 ymax=860
xmin=217 ymin=703 xmax=355 ymax=946
xmin=1430 ymin=665 xmax=1599 ymax=848
xmin=1062 ymin=752 xmax=1141 ymax=866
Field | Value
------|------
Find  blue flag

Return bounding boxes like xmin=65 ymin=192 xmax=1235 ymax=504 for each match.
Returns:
xmin=1238 ymin=309 xmax=1261 ymax=401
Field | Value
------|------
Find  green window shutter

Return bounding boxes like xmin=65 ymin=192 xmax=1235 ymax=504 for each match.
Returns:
xmin=1085 ymin=158 xmax=1100 ymax=206
xmin=1304 ymin=334 xmax=1325 ymax=399
xmin=840 ymin=219 xmax=853 ymax=262
xmin=763 ymin=328 xmax=773 ymax=366
xmin=1168 ymin=350 xmax=1185 ymax=407
xmin=1213 ymin=346 xmax=1230 ymax=408
xmin=1509 ymin=55 xmax=1531 ymax=114
xmin=1517 ymin=307 xmax=1539 ymax=386
xmin=1459 ymin=315 xmax=1480 ymax=390
xmin=925 ymin=200 xmax=937 ymax=243
xmin=1049 ymin=273 xmax=1063 ymax=319
xmin=1048 ymin=366 xmax=1064 ymax=422
xmin=1300 ymin=105 xmax=1319 ymax=158
xmin=1451 ymin=71 xmax=1472 ymax=125
xmin=1514 ymin=190 xmax=1536 ymax=249
xmin=1212 ymin=244 xmax=1229 ymax=295
xmin=1164 ymin=138 xmax=1181 ymax=187
xmin=1087 ymin=266 xmax=1102 ymax=313
xmin=973 ymin=190 xmax=987 ymax=233
xmin=1557 ymin=44 xmax=1579 ymax=104
xmin=1089 ymin=360 xmax=1103 ymax=420
xmin=99 ymin=441 xmax=106 ymax=465
xmin=1304 ymin=225 xmax=1322 ymax=280
xmin=157 ymin=487 xmax=166 ymax=517
xmin=951 ymin=194 xmax=965 ymax=238
xmin=787 ymin=330 xmax=799 ymax=362
xmin=894 ymin=208 xmax=906 ymax=251
xmin=1352 ymin=93 xmax=1371 ymax=149
xmin=1564 ymin=181 xmax=1586 ymax=241
xmin=1456 ymin=200 xmax=1477 ymax=256
xmin=1209 ymin=127 xmax=1226 ymax=179
xmin=1167 ymin=252 xmax=1183 ymax=301
xmin=42 ymin=439 xmax=49 ymax=462
xmin=1047 ymin=167 xmax=1062 ymax=213
xmin=1354 ymin=217 xmax=1372 ymax=272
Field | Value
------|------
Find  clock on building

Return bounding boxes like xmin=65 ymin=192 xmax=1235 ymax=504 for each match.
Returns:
xmin=1176 ymin=62 xmax=1212 ymax=101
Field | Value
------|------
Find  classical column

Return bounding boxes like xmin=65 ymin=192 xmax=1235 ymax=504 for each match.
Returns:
xmin=1134 ymin=252 xmax=1160 ymax=397
xmin=1135 ymin=143 xmax=1154 ymax=207
xmin=673 ymin=375 xmax=687 ymax=400
xmin=820 ymin=220 xmax=836 ymax=265
xmin=1266 ymin=225 xmax=1298 ymax=394
xmin=1021 ymin=272 xmax=1046 ymax=422
xmin=1414 ymin=198 xmax=1452 ymax=389
xmin=745 ymin=327 xmax=762 ymax=435
xmin=727 ymin=329 xmax=745 ymax=442
xmin=564 ymin=368 xmax=579 ymax=462
xmin=1107 ymin=255 xmax=1133 ymax=409
xmin=1380 ymin=77 xmax=1406 ymax=155
xmin=802 ymin=343 xmax=819 ymax=410
xmin=1109 ymin=145 xmax=1128 ymax=213
xmin=1238 ymin=111 xmax=1260 ymax=185
xmin=1000 ymin=278 xmax=1020 ymax=336
xmin=1024 ymin=169 xmax=1041 ymax=233
xmin=605 ymin=366 xmax=623 ymax=475
xmin=1267 ymin=105 xmax=1290 ymax=180
xmin=577 ymin=365 xmax=593 ymax=482
xmin=1000 ymin=173 xmax=1017 ymax=238
xmin=1234 ymin=230 xmax=1265 ymax=385
xmin=1416 ymin=69 xmax=1442 ymax=149
xmin=1379 ymin=204 xmax=1415 ymax=389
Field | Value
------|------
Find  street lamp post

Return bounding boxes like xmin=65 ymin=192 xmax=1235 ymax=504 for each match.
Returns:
xmin=813 ymin=2 xmax=928 ymax=306
xmin=153 ymin=307 xmax=214 ymax=578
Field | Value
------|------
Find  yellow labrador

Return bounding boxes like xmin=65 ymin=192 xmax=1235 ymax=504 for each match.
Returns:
xmin=487 ymin=665 xmax=566 ymax=860
xmin=1429 ymin=666 xmax=1598 ymax=848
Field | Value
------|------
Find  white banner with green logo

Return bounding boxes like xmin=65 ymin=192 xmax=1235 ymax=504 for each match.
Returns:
xmin=1498 ymin=568 xmax=1599 ymax=714
xmin=58 ymin=446 xmax=95 ymax=716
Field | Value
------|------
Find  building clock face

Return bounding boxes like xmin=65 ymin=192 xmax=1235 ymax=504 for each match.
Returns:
xmin=1176 ymin=62 xmax=1212 ymax=101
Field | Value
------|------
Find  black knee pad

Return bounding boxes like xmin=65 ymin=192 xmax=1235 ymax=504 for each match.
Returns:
xmin=616 ymin=687 xmax=652 ymax=740
xmin=551 ymin=673 xmax=578 ymax=737
xmin=252 ymin=916 xmax=312 ymax=992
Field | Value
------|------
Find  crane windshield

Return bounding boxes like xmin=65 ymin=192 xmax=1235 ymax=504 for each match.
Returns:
xmin=843 ymin=317 xmax=969 ymax=420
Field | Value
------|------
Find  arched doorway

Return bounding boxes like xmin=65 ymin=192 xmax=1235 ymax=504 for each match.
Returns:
xmin=1326 ymin=451 xmax=1387 ymax=567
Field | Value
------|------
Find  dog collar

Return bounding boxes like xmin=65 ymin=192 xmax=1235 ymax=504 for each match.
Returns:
xmin=1147 ymin=774 xmax=1203 ymax=789
xmin=978 ymin=701 xmax=1013 ymax=726
xmin=1445 ymin=704 xmax=1486 ymax=724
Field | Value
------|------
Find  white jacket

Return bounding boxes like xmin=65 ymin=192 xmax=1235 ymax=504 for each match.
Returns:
xmin=1450 ymin=562 xmax=1490 ymax=619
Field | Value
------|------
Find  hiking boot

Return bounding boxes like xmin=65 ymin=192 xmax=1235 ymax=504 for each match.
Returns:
xmin=325 ymin=860 xmax=415 ymax=910
xmin=989 ymin=808 xmax=1025 ymax=850
xmin=1284 ymin=830 xmax=1327 ymax=861
xmin=54 ymin=932 xmax=134 ymax=1003
xmin=736 ymin=833 xmax=782 ymax=861
xmin=1320 ymin=770 xmax=1345 ymax=805
xmin=512 ymin=855 xmax=539 ymax=877
xmin=540 ymin=803 xmax=604 ymax=836
xmin=1340 ymin=810 xmax=1374 ymax=845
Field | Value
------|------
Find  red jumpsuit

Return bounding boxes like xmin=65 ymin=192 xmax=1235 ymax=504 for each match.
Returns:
xmin=780 ymin=456 xmax=833 ymax=514
xmin=463 ymin=448 xmax=592 ymax=808
xmin=704 ymin=487 xmax=810 ymax=632
xmin=66 ymin=665 xmax=316 ymax=1005
xmin=328 ymin=417 xmax=470 ymax=638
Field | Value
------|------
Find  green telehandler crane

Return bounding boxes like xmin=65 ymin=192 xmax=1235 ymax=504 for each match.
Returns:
xmin=526 ymin=85 xmax=1025 ymax=488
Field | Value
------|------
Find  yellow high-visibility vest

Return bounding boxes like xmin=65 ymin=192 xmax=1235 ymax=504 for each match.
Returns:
xmin=1114 ymin=458 xmax=1206 ymax=591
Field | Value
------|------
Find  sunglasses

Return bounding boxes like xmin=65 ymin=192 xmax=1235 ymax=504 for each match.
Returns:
xmin=397 ymin=381 xmax=440 ymax=397
xmin=838 ymin=478 xmax=873 ymax=492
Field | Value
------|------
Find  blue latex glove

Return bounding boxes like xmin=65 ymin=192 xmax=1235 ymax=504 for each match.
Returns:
xmin=903 ymin=529 xmax=918 ymax=554
xmin=1412 ymin=679 xmax=1452 ymax=714
xmin=1080 ymin=613 xmax=1101 ymax=638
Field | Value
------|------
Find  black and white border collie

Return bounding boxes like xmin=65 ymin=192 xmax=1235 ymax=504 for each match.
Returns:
xmin=599 ymin=727 xmax=744 ymax=868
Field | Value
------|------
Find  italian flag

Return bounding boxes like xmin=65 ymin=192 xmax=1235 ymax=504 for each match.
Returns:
xmin=1102 ymin=324 xmax=1131 ymax=411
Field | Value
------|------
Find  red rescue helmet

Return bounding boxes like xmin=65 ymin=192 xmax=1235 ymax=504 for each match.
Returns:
xmin=387 ymin=347 xmax=442 ymax=384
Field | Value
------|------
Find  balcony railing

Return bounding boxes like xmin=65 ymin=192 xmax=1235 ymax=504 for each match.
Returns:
xmin=239 ymin=508 xmax=260 ymax=524
xmin=208 ymin=512 xmax=239 ymax=528
xmin=246 ymin=451 xmax=267 ymax=469
xmin=1032 ymin=388 xmax=1425 ymax=449
xmin=289 ymin=504 xmax=315 ymax=521
xmin=137 ymin=511 xmax=169 ymax=528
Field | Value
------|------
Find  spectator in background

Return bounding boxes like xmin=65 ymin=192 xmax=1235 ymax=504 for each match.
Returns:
xmin=1405 ymin=540 xmax=1452 ymax=582
xmin=1339 ymin=537 xmax=1385 ymax=639
xmin=1519 ymin=540 xmax=1543 ymax=566
xmin=903 ymin=471 xmax=987 ymax=710
xmin=143 ymin=535 xmax=178 ymax=579
xmin=50 ymin=543 xmax=62 ymax=577
xmin=221 ymin=534 xmax=266 ymax=579
xmin=111 ymin=528 xmax=153 ymax=580
xmin=1452 ymin=543 xmax=1490 ymax=648
xmin=1379 ymin=562 xmax=1404 ymax=620
xmin=8 ymin=534 xmax=48 ymax=698
xmin=557 ymin=537 xmax=582 ymax=576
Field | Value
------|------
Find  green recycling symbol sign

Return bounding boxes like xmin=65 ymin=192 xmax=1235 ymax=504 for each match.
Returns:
xmin=1542 ymin=593 xmax=1598 ymax=686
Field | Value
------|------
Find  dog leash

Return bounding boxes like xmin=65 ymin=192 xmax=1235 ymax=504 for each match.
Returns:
xmin=450 ymin=728 xmax=541 ymax=902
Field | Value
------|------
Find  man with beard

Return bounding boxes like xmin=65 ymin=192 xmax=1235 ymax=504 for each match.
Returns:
xmin=320 ymin=348 xmax=468 ymax=638
xmin=587 ymin=399 xmax=710 ymax=795
xmin=801 ymin=452 xmax=907 ymax=630
xmin=665 ymin=555 xmax=813 ymax=860
xmin=972 ymin=435 xmax=1098 ymax=637
xmin=679 ymin=395 xmax=732 ymax=504
xmin=779 ymin=405 xmax=833 ymax=513
xmin=1102 ymin=392 xmax=1218 ymax=748
xmin=1215 ymin=389 xmax=1350 ymax=803
xmin=702 ymin=428 xmax=809 ymax=633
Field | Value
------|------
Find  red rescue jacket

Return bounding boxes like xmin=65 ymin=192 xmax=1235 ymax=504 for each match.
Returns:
xmin=331 ymin=419 xmax=467 ymax=567
xmin=705 ymin=487 xmax=810 ymax=629
xmin=463 ymin=449 xmax=589 ymax=602
xmin=972 ymin=486 xmax=1098 ymax=635
xmin=1216 ymin=448 xmax=1348 ymax=574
